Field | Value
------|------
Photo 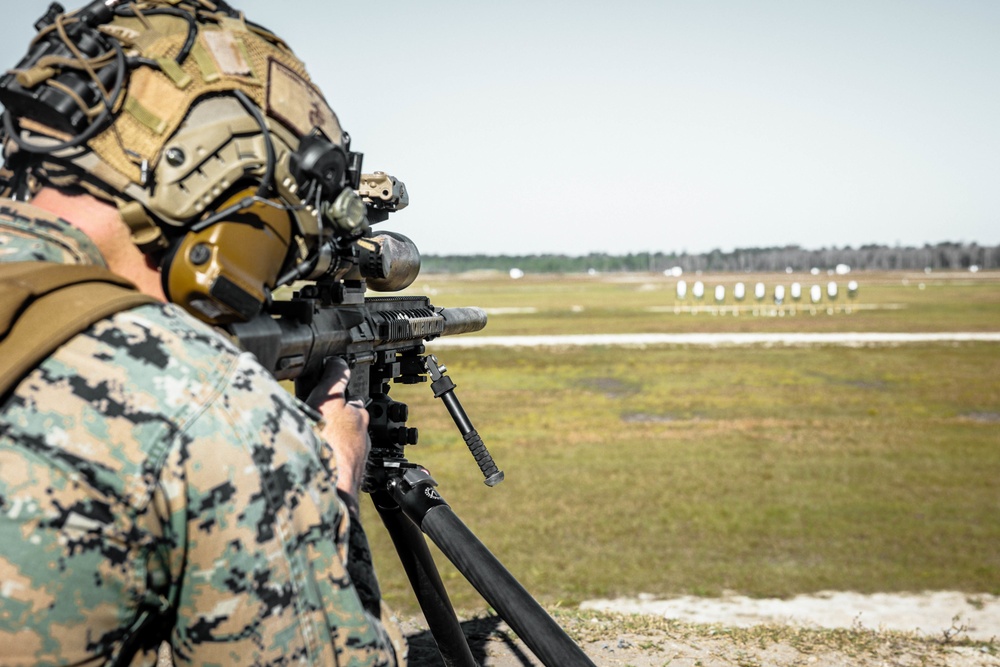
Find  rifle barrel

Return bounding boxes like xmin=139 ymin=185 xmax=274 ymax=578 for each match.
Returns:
xmin=439 ymin=306 xmax=488 ymax=338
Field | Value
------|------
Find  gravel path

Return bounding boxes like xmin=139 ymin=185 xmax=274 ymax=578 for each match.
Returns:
xmin=429 ymin=332 xmax=1000 ymax=348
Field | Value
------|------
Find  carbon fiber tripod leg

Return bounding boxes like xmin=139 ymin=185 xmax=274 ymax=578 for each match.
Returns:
xmin=387 ymin=468 xmax=597 ymax=667
xmin=373 ymin=498 xmax=478 ymax=667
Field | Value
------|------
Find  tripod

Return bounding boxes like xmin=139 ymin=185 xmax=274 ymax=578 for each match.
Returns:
xmin=361 ymin=351 xmax=596 ymax=667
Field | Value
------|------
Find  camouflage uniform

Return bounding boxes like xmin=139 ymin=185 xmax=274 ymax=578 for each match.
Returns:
xmin=0 ymin=201 xmax=396 ymax=666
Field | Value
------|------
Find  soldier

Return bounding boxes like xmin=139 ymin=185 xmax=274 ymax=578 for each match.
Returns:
xmin=0 ymin=1 xmax=400 ymax=664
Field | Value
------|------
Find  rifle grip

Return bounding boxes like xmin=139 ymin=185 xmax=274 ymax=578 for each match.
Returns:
xmin=464 ymin=429 xmax=504 ymax=487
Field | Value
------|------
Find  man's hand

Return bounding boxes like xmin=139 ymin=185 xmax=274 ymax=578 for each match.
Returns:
xmin=305 ymin=357 xmax=370 ymax=513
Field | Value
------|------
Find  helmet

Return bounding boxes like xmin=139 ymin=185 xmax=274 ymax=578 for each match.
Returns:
xmin=0 ymin=0 xmax=372 ymax=324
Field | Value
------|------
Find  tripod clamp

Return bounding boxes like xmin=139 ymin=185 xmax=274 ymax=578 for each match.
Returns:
xmin=385 ymin=466 xmax=447 ymax=527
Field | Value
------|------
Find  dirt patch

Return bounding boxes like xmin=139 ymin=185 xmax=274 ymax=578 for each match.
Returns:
xmin=399 ymin=593 xmax=1000 ymax=666
xmin=621 ymin=412 xmax=676 ymax=423
xmin=582 ymin=592 xmax=1000 ymax=641
xmin=577 ymin=376 xmax=641 ymax=398
xmin=962 ymin=412 xmax=1000 ymax=423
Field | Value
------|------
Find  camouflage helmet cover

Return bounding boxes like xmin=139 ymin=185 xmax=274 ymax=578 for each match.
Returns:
xmin=3 ymin=0 xmax=345 ymax=251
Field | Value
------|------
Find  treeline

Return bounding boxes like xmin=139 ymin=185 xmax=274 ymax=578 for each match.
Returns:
xmin=422 ymin=242 xmax=999 ymax=274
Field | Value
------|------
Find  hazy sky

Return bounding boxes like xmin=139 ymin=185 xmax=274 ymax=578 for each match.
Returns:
xmin=1 ymin=1 xmax=997 ymax=256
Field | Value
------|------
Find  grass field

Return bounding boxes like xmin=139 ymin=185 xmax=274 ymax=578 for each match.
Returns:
xmin=358 ymin=270 xmax=1000 ymax=615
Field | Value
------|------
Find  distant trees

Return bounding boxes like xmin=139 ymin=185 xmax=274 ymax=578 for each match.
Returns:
xmin=421 ymin=242 xmax=1000 ymax=274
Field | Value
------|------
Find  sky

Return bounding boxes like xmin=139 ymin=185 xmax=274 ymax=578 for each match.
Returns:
xmin=1 ymin=1 xmax=997 ymax=256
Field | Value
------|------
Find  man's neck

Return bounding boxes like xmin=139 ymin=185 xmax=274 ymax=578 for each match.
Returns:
xmin=30 ymin=187 xmax=166 ymax=301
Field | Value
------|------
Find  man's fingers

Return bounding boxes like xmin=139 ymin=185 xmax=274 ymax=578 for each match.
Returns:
xmin=325 ymin=357 xmax=351 ymax=396
xmin=325 ymin=356 xmax=350 ymax=378
xmin=306 ymin=357 xmax=352 ymax=408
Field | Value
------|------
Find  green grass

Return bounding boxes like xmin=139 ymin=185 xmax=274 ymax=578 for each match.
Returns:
xmin=356 ymin=271 xmax=1000 ymax=614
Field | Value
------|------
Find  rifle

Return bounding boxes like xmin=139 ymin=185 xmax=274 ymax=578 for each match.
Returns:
xmin=229 ymin=264 xmax=504 ymax=486
xmin=229 ymin=175 xmax=595 ymax=667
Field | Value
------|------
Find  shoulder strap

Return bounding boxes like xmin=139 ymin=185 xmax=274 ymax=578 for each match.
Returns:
xmin=0 ymin=262 xmax=159 ymax=398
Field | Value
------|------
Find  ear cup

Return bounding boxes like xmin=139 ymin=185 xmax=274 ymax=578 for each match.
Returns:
xmin=161 ymin=188 xmax=295 ymax=325
xmin=158 ymin=238 xmax=181 ymax=302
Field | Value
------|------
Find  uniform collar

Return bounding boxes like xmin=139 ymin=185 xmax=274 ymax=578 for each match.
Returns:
xmin=0 ymin=199 xmax=108 ymax=267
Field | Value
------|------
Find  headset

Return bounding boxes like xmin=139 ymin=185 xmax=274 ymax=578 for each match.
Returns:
xmin=0 ymin=0 xmax=408 ymax=324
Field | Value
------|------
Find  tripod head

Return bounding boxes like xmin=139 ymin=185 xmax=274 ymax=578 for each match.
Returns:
xmin=365 ymin=345 xmax=504 ymax=493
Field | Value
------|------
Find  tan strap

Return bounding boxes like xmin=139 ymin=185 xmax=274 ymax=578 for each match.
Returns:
xmin=156 ymin=57 xmax=193 ymax=89
xmin=118 ymin=200 xmax=168 ymax=253
xmin=0 ymin=263 xmax=159 ymax=398
xmin=190 ymin=39 xmax=221 ymax=83
xmin=124 ymin=95 xmax=169 ymax=134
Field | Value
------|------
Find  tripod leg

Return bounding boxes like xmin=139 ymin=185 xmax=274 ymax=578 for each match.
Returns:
xmin=389 ymin=470 xmax=597 ymax=667
xmin=421 ymin=505 xmax=596 ymax=667
xmin=373 ymin=499 xmax=478 ymax=667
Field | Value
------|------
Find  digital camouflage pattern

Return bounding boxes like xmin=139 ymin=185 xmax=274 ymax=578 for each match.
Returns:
xmin=0 ymin=201 xmax=396 ymax=666
xmin=0 ymin=202 xmax=106 ymax=266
